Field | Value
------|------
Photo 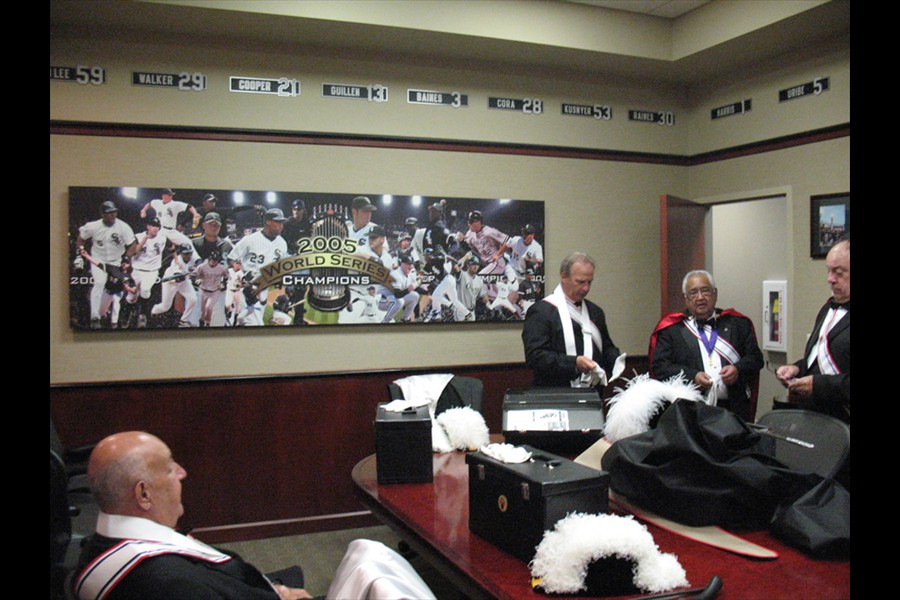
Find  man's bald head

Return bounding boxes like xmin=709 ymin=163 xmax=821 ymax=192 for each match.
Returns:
xmin=88 ymin=431 xmax=187 ymax=528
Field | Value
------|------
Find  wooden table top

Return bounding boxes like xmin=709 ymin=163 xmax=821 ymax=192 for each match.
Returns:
xmin=352 ymin=451 xmax=850 ymax=600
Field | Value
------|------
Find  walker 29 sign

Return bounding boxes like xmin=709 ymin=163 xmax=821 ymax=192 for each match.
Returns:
xmin=69 ymin=187 xmax=545 ymax=331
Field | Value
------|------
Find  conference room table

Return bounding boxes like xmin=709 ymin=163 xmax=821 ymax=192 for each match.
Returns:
xmin=352 ymin=451 xmax=850 ymax=600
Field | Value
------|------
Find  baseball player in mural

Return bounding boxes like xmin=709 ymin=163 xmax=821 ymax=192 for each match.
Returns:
xmin=228 ymin=208 xmax=288 ymax=326
xmin=223 ymin=257 xmax=246 ymax=327
xmin=350 ymin=224 xmax=413 ymax=324
xmin=394 ymin=232 xmax=419 ymax=268
xmin=193 ymin=250 xmax=228 ymax=327
xmin=346 ymin=196 xmax=380 ymax=250
xmin=346 ymin=285 xmax=383 ymax=324
xmin=401 ymin=217 xmax=421 ymax=264
xmin=422 ymin=200 xmax=460 ymax=258
xmin=282 ymin=198 xmax=310 ymax=255
xmin=74 ymin=200 xmax=137 ymax=329
xmin=422 ymin=250 xmax=469 ymax=322
xmin=197 ymin=193 xmax=218 ymax=221
xmin=128 ymin=217 xmax=193 ymax=328
xmin=151 ymin=243 xmax=201 ymax=327
xmin=459 ymin=210 xmax=510 ymax=278
xmin=488 ymin=273 xmax=522 ymax=319
xmin=268 ymin=293 xmax=294 ymax=326
xmin=237 ymin=272 xmax=265 ymax=326
xmin=508 ymin=224 xmax=544 ymax=281
xmin=456 ymin=254 xmax=489 ymax=322
xmin=139 ymin=189 xmax=200 ymax=232
xmin=278 ymin=283 xmax=308 ymax=326
xmin=359 ymin=224 xmax=394 ymax=270
xmin=383 ymin=254 xmax=420 ymax=323
xmin=191 ymin=212 xmax=233 ymax=261
xmin=77 ymin=251 xmax=138 ymax=329
xmin=517 ymin=267 xmax=540 ymax=316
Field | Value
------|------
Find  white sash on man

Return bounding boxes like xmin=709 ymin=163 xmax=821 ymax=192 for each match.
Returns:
xmin=683 ymin=318 xmax=742 ymax=405
xmin=75 ymin=513 xmax=237 ymax=600
xmin=682 ymin=318 xmax=742 ymax=366
xmin=544 ymin=285 xmax=607 ymax=388
xmin=807 ymin=306 xmax=847 ymax=375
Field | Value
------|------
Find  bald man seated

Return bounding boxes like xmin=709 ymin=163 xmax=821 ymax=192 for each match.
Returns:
xmin=73 ymin=431 xmax=435 ymax=600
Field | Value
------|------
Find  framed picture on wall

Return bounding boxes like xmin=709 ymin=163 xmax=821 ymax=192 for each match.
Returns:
xmin=810 ymin=192 xmax=849 ymax=258
xmin=68 ymin=187 xmax=546 ymax=331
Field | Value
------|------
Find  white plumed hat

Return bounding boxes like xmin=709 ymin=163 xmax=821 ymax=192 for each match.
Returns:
xmin=530 ymin=512 xmax=687 ymax=595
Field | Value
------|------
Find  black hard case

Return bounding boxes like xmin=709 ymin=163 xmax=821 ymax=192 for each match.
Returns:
xmin=375 ymin=403 xmax=433 ymax=484
xmin=502 ymin=387 xmax=605 ymax=455
xmin=466 ymin=445 xmax=609 ymax=562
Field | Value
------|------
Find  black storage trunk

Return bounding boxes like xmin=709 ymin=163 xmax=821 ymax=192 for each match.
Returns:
xmin=466 ymin=445 xmax=609 ymax=562
xmin=502 ymin=387 xmax=605 ymax=455
xmin=375 ymin=403 xmax=433 ymax=484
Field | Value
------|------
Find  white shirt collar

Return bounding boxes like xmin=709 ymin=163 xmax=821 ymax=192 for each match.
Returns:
xmin=96 ymin=512 xmax=228 ymax=559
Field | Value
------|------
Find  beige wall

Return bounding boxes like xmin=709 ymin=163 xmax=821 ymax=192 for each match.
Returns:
xmin=50 ymin=11 xmax=849 ymax=385
xmin=49 ymin=32 xmax=688 ymax=154
xmin=50 ymin=135 xmax=682 ymax=383
xmin=684 ymin=41 xmax=849 ymax=154
xmin=688 ymin=136 xmax=850 ymax=364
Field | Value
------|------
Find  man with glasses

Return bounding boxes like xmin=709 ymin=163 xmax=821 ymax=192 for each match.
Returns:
xmin=648 ymin=270 xmax=764 ymax=420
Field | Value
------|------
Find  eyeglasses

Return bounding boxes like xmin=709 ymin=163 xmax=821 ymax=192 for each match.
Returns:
xmin=686 ymin=287 xmax=715 ymax=299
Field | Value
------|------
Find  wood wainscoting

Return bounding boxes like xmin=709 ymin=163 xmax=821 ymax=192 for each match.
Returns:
xmin=50 ymin=358 xmax=646 ymax=543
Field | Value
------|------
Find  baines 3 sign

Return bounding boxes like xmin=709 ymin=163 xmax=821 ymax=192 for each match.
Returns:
xmin=68 ymin=187 xmax=545 ymax=330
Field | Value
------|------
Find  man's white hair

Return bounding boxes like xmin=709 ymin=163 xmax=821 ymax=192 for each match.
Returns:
xmin=682 ymin=270 xmax=716 ymax=295
xmin=560 ymin=252 xmax=595 ymax=276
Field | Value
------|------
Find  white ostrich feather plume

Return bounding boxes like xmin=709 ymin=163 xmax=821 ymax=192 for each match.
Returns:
xmin=530 ymin=512 xmax=687 ymax=594
xmin=434 ymin=407 xmax=490 ymax=452
xmin=603 ymin=372 xmax=703 ymax=443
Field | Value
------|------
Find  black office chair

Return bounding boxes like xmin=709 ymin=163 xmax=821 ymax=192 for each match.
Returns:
xmin=50 ymin=444 xmax=100 ymax=600
xmin=755 ymin=409 xmax=850 ymax=480
xmin=50 ymin=417 xmax=96 ymax=491
xmin=388 ymin=375 xmax=484 ymax=415
xmin=51 ymin=450 xmax=75 ymax=600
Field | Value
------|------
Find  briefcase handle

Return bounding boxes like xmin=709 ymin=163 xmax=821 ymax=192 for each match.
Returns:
xmin=530 ymin=453 xmax=562 ymax=469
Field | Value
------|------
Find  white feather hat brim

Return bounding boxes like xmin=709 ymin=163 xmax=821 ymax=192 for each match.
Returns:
xmin=530 ymin=512 xmax=688 ymax=594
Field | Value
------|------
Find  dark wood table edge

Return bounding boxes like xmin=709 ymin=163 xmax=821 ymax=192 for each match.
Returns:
xmin=352 ymin=454 xmax=500 ymax=600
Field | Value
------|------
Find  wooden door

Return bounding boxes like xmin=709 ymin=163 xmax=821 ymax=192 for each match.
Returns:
xmin=660 ymin=194 xmax=708 ymax=315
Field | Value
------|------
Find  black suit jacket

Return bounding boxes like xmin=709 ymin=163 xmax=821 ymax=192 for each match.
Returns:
xmin=650 ymin=310 xmax=763 ymax=420
xmin=793 ymin=300 xmax=850 ymax=422
xmin=76 ymin=534 xmax=280 ymax=600
xmin=522 ymin=298 xmax=620 ymax=387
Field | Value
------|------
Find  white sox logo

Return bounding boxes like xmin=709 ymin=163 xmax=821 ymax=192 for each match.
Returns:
xmin=96 ymin=233 xmax=125 ymax=248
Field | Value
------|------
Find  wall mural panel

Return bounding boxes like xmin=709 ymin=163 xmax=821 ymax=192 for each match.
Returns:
xmin=69 ymin=187 xmax=545 ymax=330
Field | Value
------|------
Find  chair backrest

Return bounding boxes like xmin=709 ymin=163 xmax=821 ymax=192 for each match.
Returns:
xmin=756 ymin=409 xmax=850 ymax=479
xmin=387 ymin=375 xmax=483 ymax=415
xmin=50 ymin=450 xmax=72 ymax=566
xmin=447 ymin=376 xmax=483 ymax=414
xmin=51 ymin=450 xmax=73 ymax=599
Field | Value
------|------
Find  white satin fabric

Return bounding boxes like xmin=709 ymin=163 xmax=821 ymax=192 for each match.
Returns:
xmin=807 ymin=306 xmax=848 ymax=375
xmin=325 ymin=540 xmax=437 ymax=600
xmin=392 ymin=374 xmax=454 ymax=415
